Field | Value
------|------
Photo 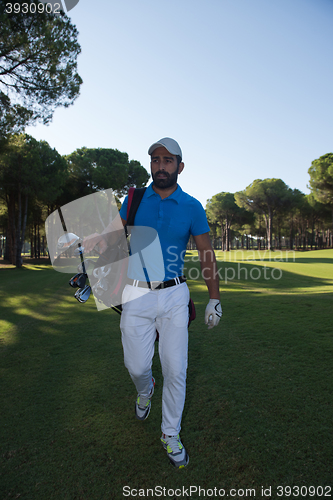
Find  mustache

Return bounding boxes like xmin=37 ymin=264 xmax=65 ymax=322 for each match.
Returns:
xmin=155 ymin=171 xmax=170 ymax=177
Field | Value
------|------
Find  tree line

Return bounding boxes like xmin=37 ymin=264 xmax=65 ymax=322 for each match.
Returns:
xmin=1 ymin=136 xmax=332 ymax=265
xmin=206 ymin=154 xmax=333 ymax=251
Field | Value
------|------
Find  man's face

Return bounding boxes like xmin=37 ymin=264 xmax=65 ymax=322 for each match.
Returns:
xmin=150 ymin=146 xmax=184 ymax=189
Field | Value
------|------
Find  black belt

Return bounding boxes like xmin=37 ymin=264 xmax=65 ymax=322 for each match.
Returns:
xmin=129 ymin=276 xmax=186 ymax=290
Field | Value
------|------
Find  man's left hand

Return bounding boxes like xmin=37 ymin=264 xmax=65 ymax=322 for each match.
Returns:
xmin=205 ymin=299 xmax=222 ymax=329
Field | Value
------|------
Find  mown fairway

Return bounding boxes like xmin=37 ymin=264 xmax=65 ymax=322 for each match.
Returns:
xmin=1 ymin=250 xmax=333 ymax=500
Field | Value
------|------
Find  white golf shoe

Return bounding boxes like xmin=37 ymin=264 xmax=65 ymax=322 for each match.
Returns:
xmin=160 ymin=433 xmax=189 ymax=468
xmin=135 ymin=377 xmax=155 ymax=421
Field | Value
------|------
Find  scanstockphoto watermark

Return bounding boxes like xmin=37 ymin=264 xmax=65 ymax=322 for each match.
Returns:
xmin=123 ymin=485 xmax=257 ymax=497
xmin=216 ymin=249 xmax=296 ymax=263
xmin=166 ymin=247 xmax=289 ymax=284
xmin=123 ymin=485 xmax=332 ymax=498
xmin=183 ymin=263 xmax=283 ymax=284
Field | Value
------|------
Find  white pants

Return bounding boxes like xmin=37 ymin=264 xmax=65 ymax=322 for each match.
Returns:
xmin=120 ymin=282 xmax=190 ymax=435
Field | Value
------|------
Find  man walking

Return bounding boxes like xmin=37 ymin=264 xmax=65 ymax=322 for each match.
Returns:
xmin=118 ymin=138 xmax=222 ymax=468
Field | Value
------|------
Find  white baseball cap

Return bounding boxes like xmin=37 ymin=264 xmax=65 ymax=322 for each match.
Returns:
xmin=148 ymin=137 xmax=182 ymax=160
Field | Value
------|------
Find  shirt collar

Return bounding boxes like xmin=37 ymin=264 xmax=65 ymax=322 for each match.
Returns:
xmin=146 ymin=182 xmax=182 ymax=204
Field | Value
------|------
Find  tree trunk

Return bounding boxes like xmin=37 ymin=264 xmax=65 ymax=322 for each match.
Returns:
xmin=30 ymin=230 xmax=34 ymax=258
xmin=226 ymin=215 xmax=230 ymax=251
xmin=22 ymin=194 xmax=28 ymax=254
xmin=268 ymin=211 xmax=273 ymax=250
xmin=37 ymin=223 xmax=40 ymax=258
xmin=289 ymin=216 xmax=294 ymax=250
xmin=34 ymin=225 xmax=37 ymax=258
xmin=15 ymin=190 xmax=23 ymax=267
xmin=263 ymin=212 xmax=272 ymax=251
xmin=6 ymin=194 xmax=16 ymax=265
xmin=3 ymin=227 xmax=8 ymax=260
xmin=278 ymin=227 xmax=282 ymax=250
xmin=220 ymin=220 xmax=225 ymax=251
xmin=14 ymin=191 xmax=28 ymax=268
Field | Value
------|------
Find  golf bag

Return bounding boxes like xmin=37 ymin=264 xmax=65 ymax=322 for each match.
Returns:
xmin=89 ymin=187 xmax=196 ymax=327
xmin=90 ymin=187 xmax=146 ymax=313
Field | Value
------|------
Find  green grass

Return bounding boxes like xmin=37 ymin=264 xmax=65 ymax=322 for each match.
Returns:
xmin=1 ymin=250 xmax=333 ymax=499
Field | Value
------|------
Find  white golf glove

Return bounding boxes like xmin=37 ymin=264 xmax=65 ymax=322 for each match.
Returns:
xmin=205 ymin=299 xmax=222 ymax=329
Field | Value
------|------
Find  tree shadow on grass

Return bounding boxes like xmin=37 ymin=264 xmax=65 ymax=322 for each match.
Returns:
xmin=252 ymin=256 xmax=333 ymax=265
xmin=192 ymin=260 xmax=333 ymax=292
xmin=287 ymin=256 xmax=333 ymax=265
xmin=215 ymin=249 xmax=333 ymax=267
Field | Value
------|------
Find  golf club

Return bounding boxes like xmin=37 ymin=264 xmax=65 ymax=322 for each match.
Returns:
xmin=56 ymin=224 xmax=91 ymax=302
xmin=77 ymin=259 xmax=96 ymax=273
xmin=57 ymin=232 xmax=81 ymax=251
xmin=74 ymin=285 xmax=91 ymax=303
xmin=69 ymin=272 xmax=87 ymax=288
xmin=69 ymin=272 xmax=82 ymax=287
xmin=56 ymin=225 xmax=111 ymax=305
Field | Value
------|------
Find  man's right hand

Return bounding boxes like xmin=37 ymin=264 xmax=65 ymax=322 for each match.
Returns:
xmin=82 ymin=233 xmax=107 ymax=254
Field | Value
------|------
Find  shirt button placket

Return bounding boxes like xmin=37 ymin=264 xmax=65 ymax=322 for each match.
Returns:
xmin=157 ymin=200 xmax=163 ymax=230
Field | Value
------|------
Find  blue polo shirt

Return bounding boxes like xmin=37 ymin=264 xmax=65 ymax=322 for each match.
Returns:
xmin=119 ymin=183 xmax=210 ymax=281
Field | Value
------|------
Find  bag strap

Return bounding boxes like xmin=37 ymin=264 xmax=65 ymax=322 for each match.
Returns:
xmin=126 ymin=187 xmax=136 ymax=221
xmin=126 ymin=187 xmax=147 ymax=227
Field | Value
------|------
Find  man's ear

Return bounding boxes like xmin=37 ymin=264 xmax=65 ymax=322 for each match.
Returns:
xmin=178 ymin=162 xmax=185 ymax=174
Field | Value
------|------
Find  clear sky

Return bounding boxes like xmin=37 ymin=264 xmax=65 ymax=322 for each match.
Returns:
xmin=26 ymin=0 xmax=333 ymax=208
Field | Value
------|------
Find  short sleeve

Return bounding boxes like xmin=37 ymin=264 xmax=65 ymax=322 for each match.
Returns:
xmin=190 ymin=198 xmax=210 ymax=236
xmin=119 ymin=195 xmax=129 ymax=221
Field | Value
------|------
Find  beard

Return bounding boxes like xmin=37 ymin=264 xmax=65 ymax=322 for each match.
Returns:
xmin=152 ymin=168 xmax=179 ymax=189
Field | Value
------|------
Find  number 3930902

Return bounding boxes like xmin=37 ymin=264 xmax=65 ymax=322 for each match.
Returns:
xmin=276 ymin=485 xmax=332 ymax=497
xmin=5 ymin=2 xmax=61 ymax=14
